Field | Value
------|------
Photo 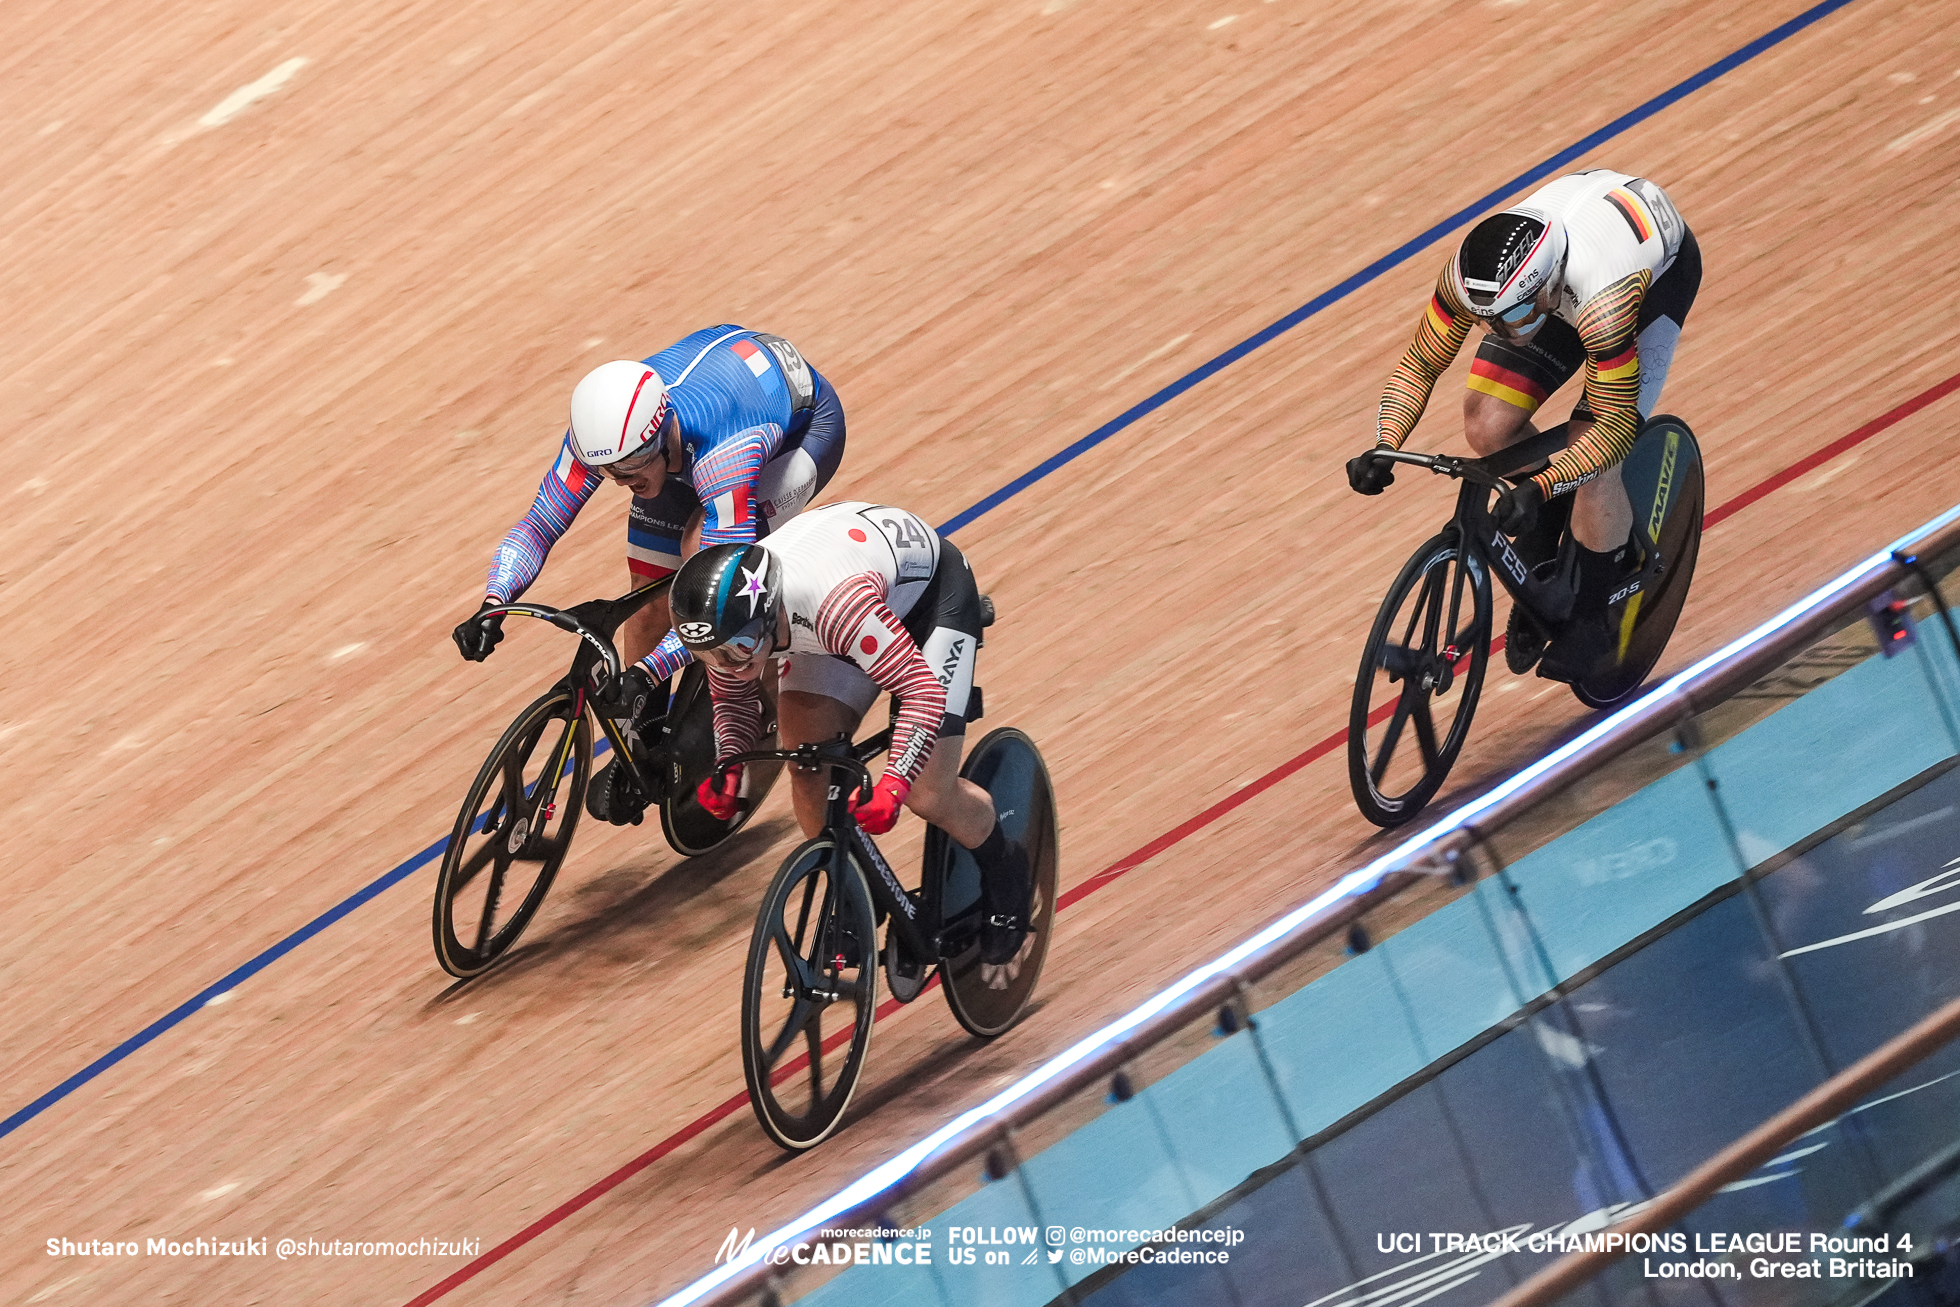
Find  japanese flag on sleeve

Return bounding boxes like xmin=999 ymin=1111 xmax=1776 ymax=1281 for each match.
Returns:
xmin=845 ymin=607 xmax=906 ymax=675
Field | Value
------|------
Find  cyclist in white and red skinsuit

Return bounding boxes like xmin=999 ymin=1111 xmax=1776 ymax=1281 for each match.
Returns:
xmin=666 ymin=502 xmax=1032 ymax=965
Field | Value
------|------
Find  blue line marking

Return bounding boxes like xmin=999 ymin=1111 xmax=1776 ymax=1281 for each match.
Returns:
xmin=938 ymin=0 xmax=1859 ymax=538
xmin=4 ymin=0 xmax=1863 ymax=1148
xmin=0 ymin=838 xmax=445 ymax=1141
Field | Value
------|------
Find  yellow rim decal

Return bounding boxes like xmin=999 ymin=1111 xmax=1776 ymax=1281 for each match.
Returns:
xmin=1618 ymin=592 xmax=1643 ymax=661
xmin=1648 ymin=429 xmax=1679 ymax=541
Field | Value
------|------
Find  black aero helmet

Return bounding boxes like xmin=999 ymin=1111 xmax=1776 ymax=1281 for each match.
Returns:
xmin=670 ymin=543 xmax=782 ymax=663
xmin=1454 ymin=208 xmax=1566 ymax=338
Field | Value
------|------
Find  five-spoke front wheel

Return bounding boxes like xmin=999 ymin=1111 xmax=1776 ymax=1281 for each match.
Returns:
xmin=1348 ymin=531 xmax=1491 ymax=827
xmin=741 ymin=837 xmax=879 ymax=1150
xmin=433 ymin=688 xmax=591 ymax=978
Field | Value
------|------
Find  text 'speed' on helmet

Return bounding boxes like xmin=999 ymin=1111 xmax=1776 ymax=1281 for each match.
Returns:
xmin=670 ymin=544 xmax=782 ymax=652
xmin=1456 ymin=210 xmax=1566 ymax=318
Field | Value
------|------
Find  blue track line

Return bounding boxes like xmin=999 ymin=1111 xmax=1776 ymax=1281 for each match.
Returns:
xmin=939 ymin=0 xmax=1859 ymax=536
xmin=3 ymin=0 xmax=1861 ymax=1147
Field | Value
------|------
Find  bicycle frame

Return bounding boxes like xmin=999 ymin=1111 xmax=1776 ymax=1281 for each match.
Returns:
xmin=479 ymin=579 xmax=672 ymax=822
xmin=725 ymin=732 xmax=958 ymax=963
xmin=1371 ymin=422 xmax=1667 ymax=636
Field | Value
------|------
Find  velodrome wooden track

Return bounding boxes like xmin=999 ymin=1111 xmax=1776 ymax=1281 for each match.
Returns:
xmin=3 ymin=0 xmax=1958 ymax=1301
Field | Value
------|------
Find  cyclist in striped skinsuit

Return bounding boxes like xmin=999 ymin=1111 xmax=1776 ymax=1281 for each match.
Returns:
xmin=667 ymin=504 xmax=1035 ymax=967
xmin=451 ymin=325 xmax=847 ymax=820
xmin=1349 ymin=169 xmax=1701 ymax=681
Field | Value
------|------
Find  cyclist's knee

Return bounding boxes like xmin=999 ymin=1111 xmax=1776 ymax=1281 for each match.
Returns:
xmin=1462 ymin=392 xmax=1534 ymax=456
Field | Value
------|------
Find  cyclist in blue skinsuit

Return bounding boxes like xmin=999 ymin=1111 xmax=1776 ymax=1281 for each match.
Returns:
xmin=450 ymin=325 xmax=847 ymax=822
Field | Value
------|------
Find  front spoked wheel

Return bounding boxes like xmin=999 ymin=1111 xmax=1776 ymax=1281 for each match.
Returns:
xmin=1348 ymin=530 xmax=1492 ymax=827
xmin=433 ymin=688 xmax=592 ymax=978
xmin=742 ymin=837 xmax=878 ymax=1150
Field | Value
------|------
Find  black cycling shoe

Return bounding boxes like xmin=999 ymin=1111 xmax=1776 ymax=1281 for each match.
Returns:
xmin=978 ymin=840 xmax=1032 ymax=965
xmin=1538 ymin=616 xmax=1616 ymax=685
xmin=1505 ymin=603 xmax=1547 ymax=674
xmin=586 ymin=757 xmax=648 ymax=826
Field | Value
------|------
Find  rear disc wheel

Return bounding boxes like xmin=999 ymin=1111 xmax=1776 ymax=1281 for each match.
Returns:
xmin=932 ymin=728 xmax=1059 ymax=1039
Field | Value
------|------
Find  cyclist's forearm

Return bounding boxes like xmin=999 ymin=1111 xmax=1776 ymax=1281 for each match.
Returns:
xmin=706 ymin=667 xmax=766 ymax=766
xmin=486 ymin=436 xmax=601 ymax=601
xmin=1377 ymin=290 xmax=1469 ymax=448
xmin=878 ymin=649 xmax=945 ymax=788
xmin=695 ymin=425 xmax=783 ymax=548
xmin=1544 ymin=276 xmax=1648 ymax=492
xmin=1539 ymin=355 xmax=1640 ymax=493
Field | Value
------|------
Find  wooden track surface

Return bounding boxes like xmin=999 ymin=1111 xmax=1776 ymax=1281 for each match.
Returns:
xmin=3 ymin=0 xmax=1958 ymax=1301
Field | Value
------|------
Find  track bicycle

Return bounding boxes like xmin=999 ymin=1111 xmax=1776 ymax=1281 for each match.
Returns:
xmin=729 ymin=721 xmax=1060 ymax=1151
xmin=432 ymin=581 xmax=783 ymax=978
xmin=1347 ymin=416 xmax=1704 ymax=827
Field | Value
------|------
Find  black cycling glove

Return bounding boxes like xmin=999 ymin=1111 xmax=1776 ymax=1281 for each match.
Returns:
xmin=1495 ymin=479 xmax=1545 ymax=538
xmin=1346 ymin=450 xmax=1396 ymax=495
xmin=452 ymin=600 xmax=506 ymax=662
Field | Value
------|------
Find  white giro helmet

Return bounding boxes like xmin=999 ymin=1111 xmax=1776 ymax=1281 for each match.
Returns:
xmin=568 ymin=360 xmax=671 ymax=468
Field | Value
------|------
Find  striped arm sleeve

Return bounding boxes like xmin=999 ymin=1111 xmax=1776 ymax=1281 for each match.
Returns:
xmin=695 ymin=425 xmax=785 ymax=548
xmin=1539 ymin=270 xmax=1651 ymax=494
xmin=707 ymin=665 xmax=767 ymax=769
xmin=1376 ymin=267 xmax=1474 ymax=448
xmin=485 ymin=434 xmax=602 ymax=603
xmin=816 ymin=575 xmax=946 ymax=787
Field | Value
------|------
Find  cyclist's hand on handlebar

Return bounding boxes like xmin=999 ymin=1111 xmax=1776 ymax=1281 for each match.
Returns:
xmin=696 ymin=765 xmax=742 ymax=821
xmin=1495 ymin=478 xmax=1545 ymax=537
xmin=452 ymin=600 xmax=506 ymax=662
xmin=849 ymin=774 xmax=910 ymax=836
xmin=1346 ymin=450 xmax=1396 ymax=495
xmin=597 ymin=665 xmax=656 ymax=720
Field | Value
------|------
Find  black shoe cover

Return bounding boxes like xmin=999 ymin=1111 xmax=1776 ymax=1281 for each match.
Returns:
xmin=1538 ymin=617 xmax=1616 ymax=685
xmin=979 ymin=841 xmax=1033 ymax=965
xmin=586 ymin=758 xmax=646 ymax=826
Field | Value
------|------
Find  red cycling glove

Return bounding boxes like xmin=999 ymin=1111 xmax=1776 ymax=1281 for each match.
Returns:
xmin=696 ymin=765 xmax=743 ymax=821
xmin=849 ymin=774 xmax=911 ymax=835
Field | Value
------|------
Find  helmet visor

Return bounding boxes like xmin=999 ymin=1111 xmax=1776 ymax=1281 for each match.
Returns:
xmin=1485 ymin=292 xmax=1552 ymax=342
xmin=599 ymin=435 xmax=668 ymax=480
xmin=691 ymin=612 xmax=774 ymax=669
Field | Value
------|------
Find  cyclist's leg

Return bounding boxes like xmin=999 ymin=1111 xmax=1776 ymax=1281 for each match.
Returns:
xmin=776 ymin=664 xmax=876 ymax=840
xmin=1570 ymin=231 xmax=1700 ymax=552
xmin=755 ymin=371 xmax=846 ymax=534
xmin=895 ymin=556 xmax=990 ymax=843
xmin=893 ymin=539 xmax=1028 ymax=959
xmin=1568 ymin=233 xmax=1702 ymax=561
xmin=1462 ymin=318 xmax=1585 ymax=456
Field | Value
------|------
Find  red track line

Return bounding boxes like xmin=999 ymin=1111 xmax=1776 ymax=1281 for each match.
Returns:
xmin=1702 ymin=371 xmax=1960 ymax=529
xmin=401 ymin=371 xmax=1959 ymax=1306
xmin=401 ymin=1089 xmax=752 ymax=1307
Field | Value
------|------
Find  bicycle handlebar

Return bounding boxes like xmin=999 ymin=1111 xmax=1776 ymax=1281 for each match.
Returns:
xmin=476 ymin=579 xmax=671 ymax=685
xmin=1364 ymin=448 xmax=1507 ymax=490
xmin=723 ymin=743 xmax=875 ymax=803
xmin=479 ymin=601 xmax=624 ymax=681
